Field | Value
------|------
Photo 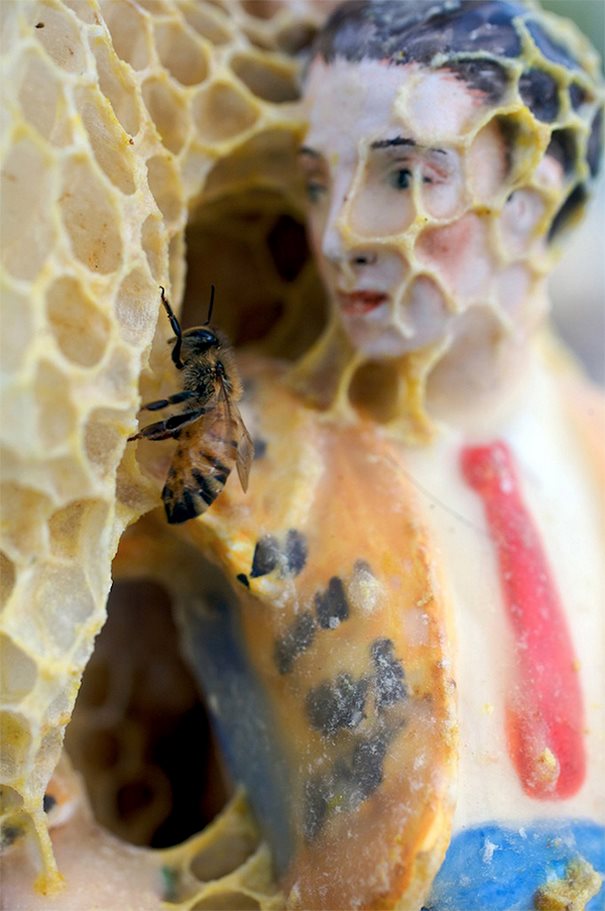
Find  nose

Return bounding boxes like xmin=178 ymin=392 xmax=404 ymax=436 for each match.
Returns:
xmin=321 ymin=213 xmax=346 ymax=265
xmin=320 ymin=179 xmax=378 ymax=271
xmin=322 ymin=219 xmax=377 ymax=269
xmin=350 ymin=250 xmax=377 ymax=266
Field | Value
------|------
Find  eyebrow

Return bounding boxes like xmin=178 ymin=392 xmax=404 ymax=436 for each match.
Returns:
xmin=298 ymin=146 xmax=322 ymax=158
xmin=370 ymin=136 xmax=447 ymax=155
xmin=370 ymin=136 xmax=415 ymax=149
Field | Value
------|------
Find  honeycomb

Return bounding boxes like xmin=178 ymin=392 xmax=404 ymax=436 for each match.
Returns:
xmin=0 ymin=0 xmax=333 ymax=895
xmin=2 ymin=750 xmax=285 ymax=910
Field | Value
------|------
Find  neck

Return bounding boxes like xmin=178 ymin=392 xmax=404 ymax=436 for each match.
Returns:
xmin=423 ymin=307 xmax=538 ymax=435
xmin=289 ymin=290 xmax=548 ymax=443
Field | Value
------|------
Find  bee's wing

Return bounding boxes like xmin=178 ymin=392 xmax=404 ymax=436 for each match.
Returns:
xmin=216 ymin=374 xmax=254 ymax=494
xmin=236 ymin=416 xmax=254 ymax=492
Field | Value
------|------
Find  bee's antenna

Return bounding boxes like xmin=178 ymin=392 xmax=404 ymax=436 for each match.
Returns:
xmin=204 ymin=284 xmax=216 ymax=326
xmin=160 ymin=285 xmax=184 ymax=370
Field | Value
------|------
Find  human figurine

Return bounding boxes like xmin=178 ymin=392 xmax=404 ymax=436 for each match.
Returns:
xmin=171 ymin=2 xmax=605 ymax=909
xmin=7 ymin=2 xmax=601 ymax=909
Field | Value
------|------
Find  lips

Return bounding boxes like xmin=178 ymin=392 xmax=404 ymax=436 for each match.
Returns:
xmin=338 ymin=290 xmax=388 ymax=315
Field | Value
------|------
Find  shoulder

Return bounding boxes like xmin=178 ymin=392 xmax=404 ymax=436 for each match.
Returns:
xmin=540 ymin=334 xmax=605 ymax=490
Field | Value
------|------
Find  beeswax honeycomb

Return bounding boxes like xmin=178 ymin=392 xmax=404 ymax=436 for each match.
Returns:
xmin=0 ymin=0 xmax=332 ymax=894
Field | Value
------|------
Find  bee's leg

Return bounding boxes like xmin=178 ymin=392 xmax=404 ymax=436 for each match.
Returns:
xmin=141 ymin=390 xmax=197 ymax=412
xmin=160 ymin=286 xmax=184 ymax=369
xmin=129 ymin=408 xmax=207 ymax=442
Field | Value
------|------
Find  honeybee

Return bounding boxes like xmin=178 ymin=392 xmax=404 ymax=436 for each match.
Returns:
xmin=129 ymin=286 xmax=254 ymax=524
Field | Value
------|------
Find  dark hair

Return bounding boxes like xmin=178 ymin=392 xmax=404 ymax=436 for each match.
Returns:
xmin=314 ymin=1 xmax=526 ymax=101
xmin=311 ymin=0 xmax=594 ymax=111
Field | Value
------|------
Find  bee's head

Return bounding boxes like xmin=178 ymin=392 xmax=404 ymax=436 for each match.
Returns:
xmin=161 ymin=284 xmax=222 ymax=370
xmin=179 ymin=327 xmax=220 ymax=360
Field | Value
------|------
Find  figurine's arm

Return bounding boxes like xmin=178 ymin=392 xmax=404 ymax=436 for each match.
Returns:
xmin=181 ymin=368 xmax=457 ymax=911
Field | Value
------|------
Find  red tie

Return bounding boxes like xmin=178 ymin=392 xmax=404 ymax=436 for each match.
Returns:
xmin=461 ymin=440 xmax=585 ymax=800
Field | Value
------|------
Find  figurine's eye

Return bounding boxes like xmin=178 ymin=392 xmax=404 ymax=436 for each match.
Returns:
xmin=389 ymin=168 xmax=412 ymax=190
xmin=305 ymin=180 xmax=327 ymax=203
xmin=389 ymin=168 xmax=435 ymax=191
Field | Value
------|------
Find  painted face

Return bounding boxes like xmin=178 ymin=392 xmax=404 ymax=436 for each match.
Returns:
xmin=301 ymin=58 xmax=556 ymax=359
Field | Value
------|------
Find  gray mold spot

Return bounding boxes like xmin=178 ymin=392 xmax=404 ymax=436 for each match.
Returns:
xmin=306 ymin=673 xmax=369 ymax=736
xmin=316 ymin=576 xmax=349 ymax=629
xmin=274 ymin=610 xmax=317 ymax=674
xmin=251 ymin=534 xmax=281 ymax=577
xmin=372 ymin=638 xmax=408 ymax=711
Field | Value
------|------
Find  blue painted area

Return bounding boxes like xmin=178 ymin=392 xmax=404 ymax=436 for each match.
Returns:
xmin=426 ymin=820 xmax=605 ymax=910
xmin=177 ymin=562 xmax=294 ymax=873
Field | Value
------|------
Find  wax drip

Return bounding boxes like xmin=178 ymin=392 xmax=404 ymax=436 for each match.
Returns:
xmin=461 ymin=440 xmax=585 ymax=799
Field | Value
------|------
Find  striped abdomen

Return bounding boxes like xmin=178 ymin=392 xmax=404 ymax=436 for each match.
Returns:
xmin=162 ymin=409 xmax=242 ymax=524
